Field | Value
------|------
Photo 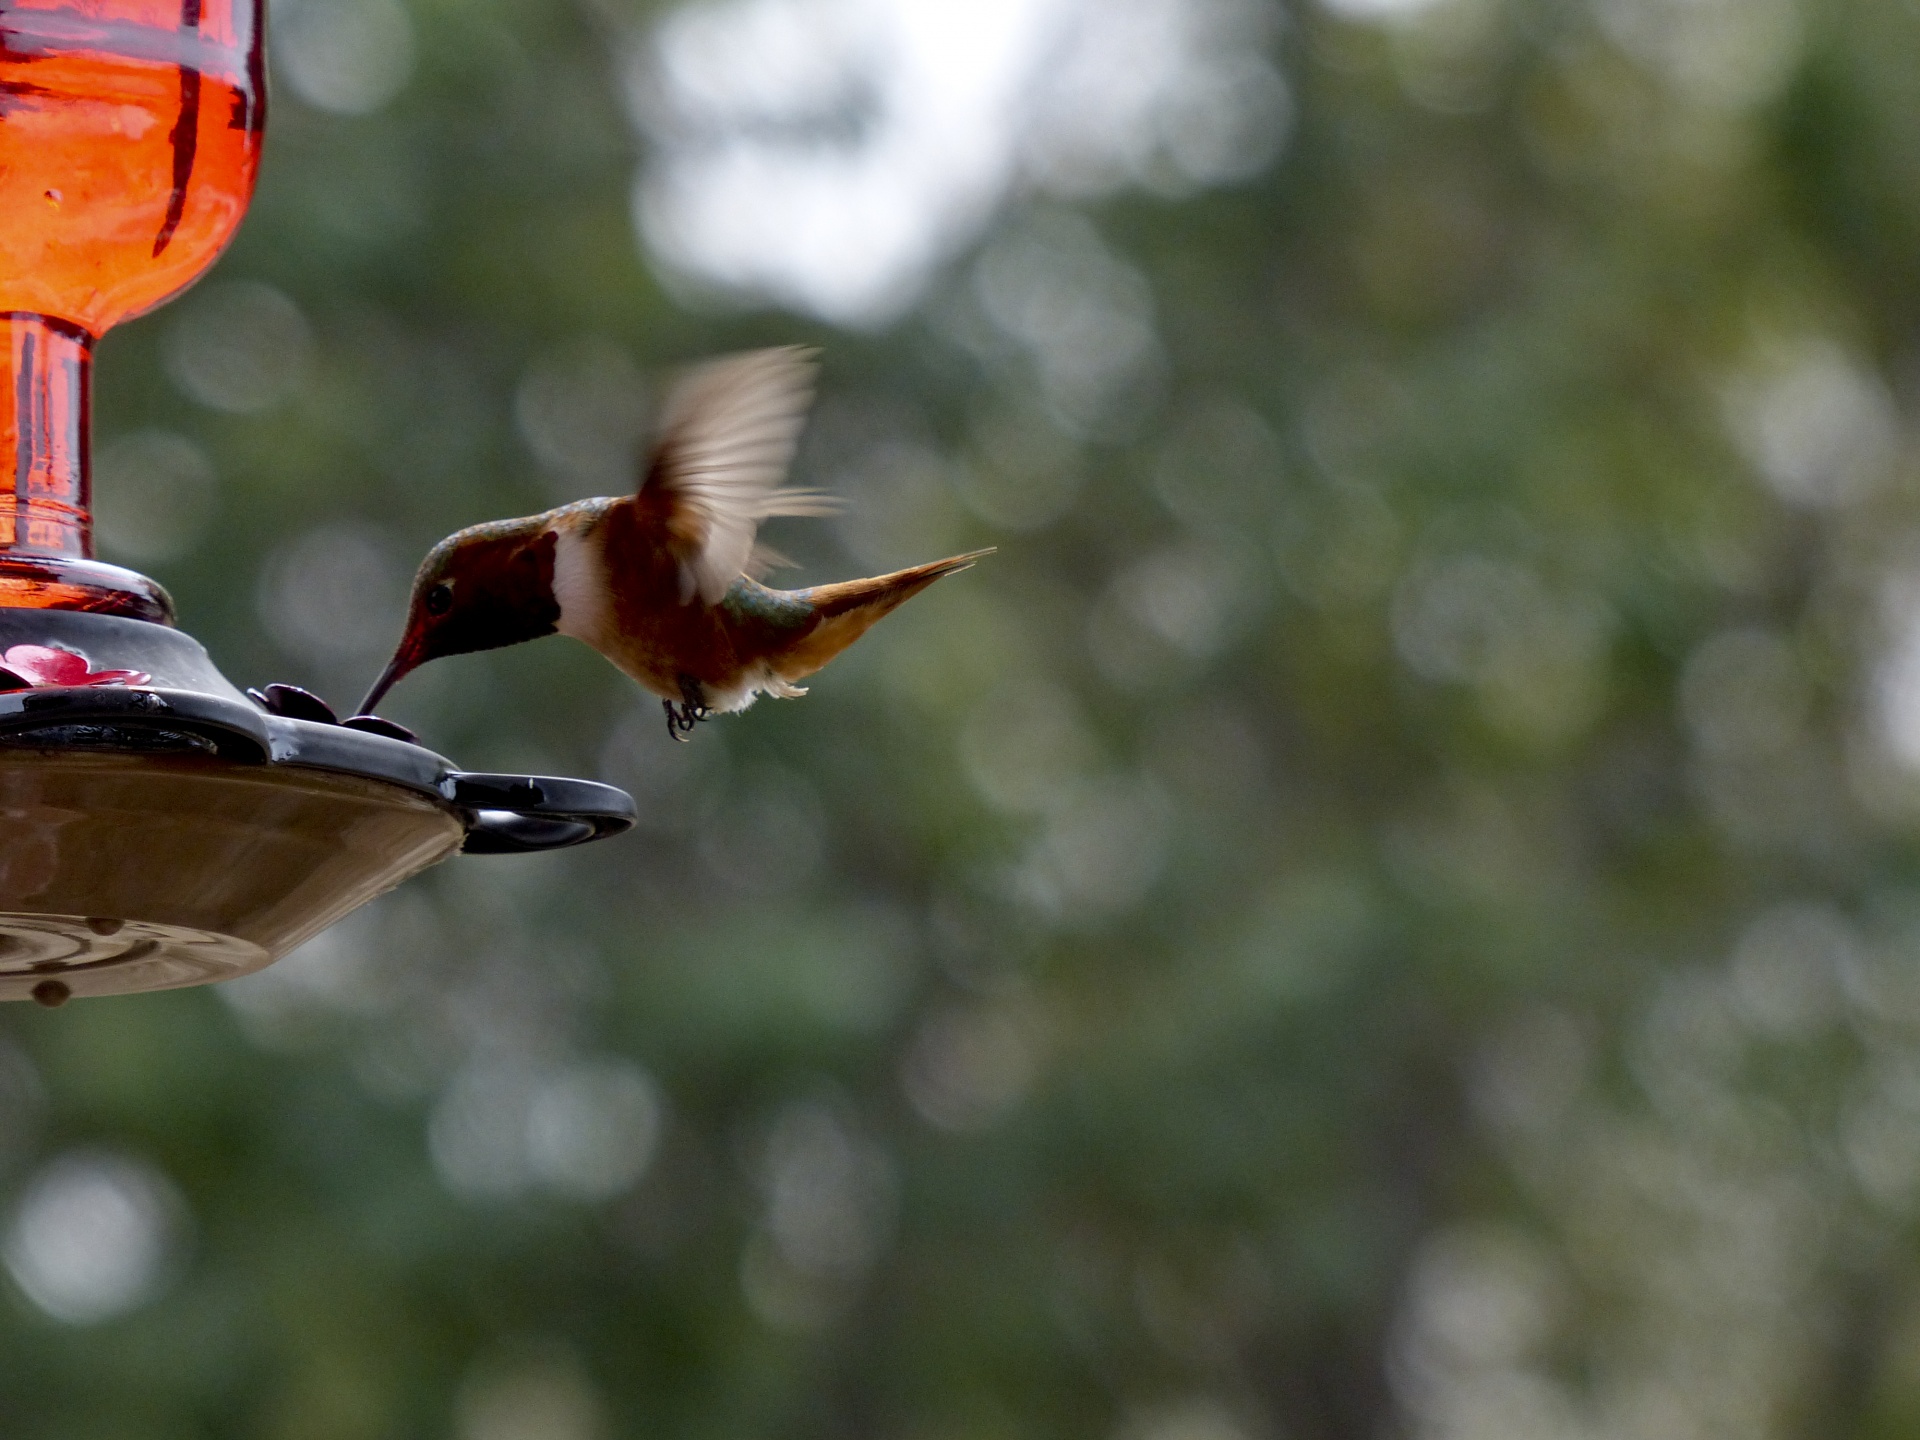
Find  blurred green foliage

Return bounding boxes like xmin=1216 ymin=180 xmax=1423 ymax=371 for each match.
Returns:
xmin=13 ymin=0 xmax=1920 ymax=1434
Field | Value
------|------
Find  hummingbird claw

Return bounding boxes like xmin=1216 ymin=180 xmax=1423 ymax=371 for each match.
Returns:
xmin=662 ymin=699 xmax=693 ymax=743
xmin=662 ymin=676 xmax=712 ymax=742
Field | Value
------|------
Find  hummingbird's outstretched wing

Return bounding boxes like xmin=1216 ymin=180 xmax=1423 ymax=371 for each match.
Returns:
xmin=635 ymin=346 xmax=836 ymax=604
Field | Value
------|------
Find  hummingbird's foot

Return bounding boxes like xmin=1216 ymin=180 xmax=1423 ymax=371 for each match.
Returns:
xmin=678 ymin=675 xmax=715 ymax=728
xmin=662 ymin=698 xmax=696 ymax=742
xmin=662 ymin=676 xmax=713 ymax=743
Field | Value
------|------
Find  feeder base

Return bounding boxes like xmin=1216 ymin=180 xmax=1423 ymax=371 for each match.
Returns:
xmin=0 ymin=611 xmax=634 ymax=1002
xmin=0 ymin=915 xmax=264 ymax=1003
xmin=0 ymin=750 xmax=465 ymax=1001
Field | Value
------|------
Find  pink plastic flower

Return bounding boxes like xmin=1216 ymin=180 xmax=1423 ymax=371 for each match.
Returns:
xmin=0 ymin=645 xmax=149 ymax=691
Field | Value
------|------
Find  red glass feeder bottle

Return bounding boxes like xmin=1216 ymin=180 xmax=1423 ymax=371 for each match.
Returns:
xmin=1 ymin=0 xmax=264 ymax=618
xmin=0 ymin=3 xmax=631 ymax=1004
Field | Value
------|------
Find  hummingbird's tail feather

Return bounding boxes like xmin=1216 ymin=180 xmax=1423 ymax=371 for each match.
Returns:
xmin=807 ymin=548 xmax=995 ymax=617
xmin=778 ymin=548 xmax=995 ymax=682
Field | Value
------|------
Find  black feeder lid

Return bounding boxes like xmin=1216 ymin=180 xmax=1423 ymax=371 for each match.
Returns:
xmin=0 ymin=609 xmax=635 ymax=1006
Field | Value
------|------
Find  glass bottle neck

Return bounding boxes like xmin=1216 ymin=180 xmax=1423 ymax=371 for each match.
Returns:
xmin=0 ymin=313 xmax=172 ymax=622
xmin=2 ymin=313 xmax=91 ymax=559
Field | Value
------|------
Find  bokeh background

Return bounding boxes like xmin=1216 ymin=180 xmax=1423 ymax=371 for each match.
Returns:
xmin=10 ymin=0 xmax=1920 ymax=1432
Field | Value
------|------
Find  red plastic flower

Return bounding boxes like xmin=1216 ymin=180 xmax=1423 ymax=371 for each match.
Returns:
xmin=0 ymin=644 xmax=149 ymax=692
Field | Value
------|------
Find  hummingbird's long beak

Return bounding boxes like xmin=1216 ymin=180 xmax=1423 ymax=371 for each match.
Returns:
xmin=358 ymin=648 xmax=413 ymax=715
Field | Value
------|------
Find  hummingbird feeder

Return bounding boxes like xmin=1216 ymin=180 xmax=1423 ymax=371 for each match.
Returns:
xmin=0 ymin=0 xmax=633 ymax=1006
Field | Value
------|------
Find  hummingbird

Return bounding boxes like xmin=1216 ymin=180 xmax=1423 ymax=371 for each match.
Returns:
xmin=359 ymin=346 xmax=990 ymax=740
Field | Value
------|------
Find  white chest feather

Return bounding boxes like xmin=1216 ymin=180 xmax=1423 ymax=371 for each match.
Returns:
xmin=551 ymin=525 xmax=610 ymax=649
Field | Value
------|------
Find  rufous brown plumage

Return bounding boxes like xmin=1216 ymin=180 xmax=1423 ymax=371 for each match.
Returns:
xmin=360 ymin=347 xmax=991 ymax=739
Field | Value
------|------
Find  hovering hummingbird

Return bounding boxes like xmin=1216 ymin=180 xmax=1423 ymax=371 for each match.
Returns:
xmin=359 ymin=346 xmax=990 ymax=740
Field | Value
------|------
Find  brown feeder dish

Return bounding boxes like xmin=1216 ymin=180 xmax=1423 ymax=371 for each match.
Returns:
xmin=0 ymin=609 xmax=634 ymax=1005
xmin=0 ymin=0 xmax=632 ymax=1004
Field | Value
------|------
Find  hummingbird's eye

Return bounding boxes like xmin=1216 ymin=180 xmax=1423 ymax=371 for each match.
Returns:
xmin=425 ymin=582 xmax=454 ymax=617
